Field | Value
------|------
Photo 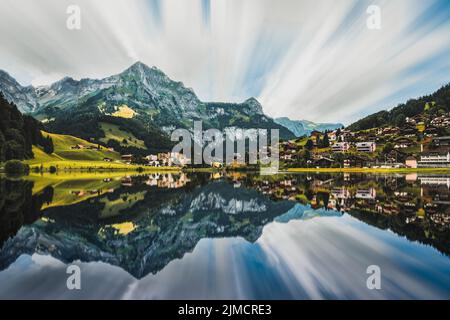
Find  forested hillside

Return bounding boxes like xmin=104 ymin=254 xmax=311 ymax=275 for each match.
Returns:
xmin=348 ymin=84 xmax=450 ymax=131
xmin=0 ymin=92 xmax=53 ymax=162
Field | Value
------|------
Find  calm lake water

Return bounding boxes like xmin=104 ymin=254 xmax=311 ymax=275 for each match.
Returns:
xmin=0 ymin=172 xmax=449 ymax=299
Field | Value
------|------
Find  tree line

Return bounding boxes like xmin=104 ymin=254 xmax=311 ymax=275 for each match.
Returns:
xmin=0 ymin=92 xmax=54 ymax=162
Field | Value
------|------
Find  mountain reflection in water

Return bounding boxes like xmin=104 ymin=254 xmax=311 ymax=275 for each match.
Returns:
xmin=0 ymin=172 xmax=449 ymax=299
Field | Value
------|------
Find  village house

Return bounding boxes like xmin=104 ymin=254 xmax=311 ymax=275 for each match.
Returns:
xmin=356 ymin=142 xmax=376 ymax=153
xmin=418 ymin=151 xmax=450 ymax=168
xmin=157 ymin=152 xmax=190 ymax=167
xmin=405 ymin=156 xmax=418 ymax=168
xmin=344 ymin=155 xmax=367 ymax=168
xmin=328 ymin=130 xmax=338 ymax=142
xmin=432 ymin=136 xmax=450 ymax=147
xmin=379 ymin=126 xmax=400 ymax=136
xmin=405 ymin=117 xmax=416 ymax=125
xmin=400 ymin=126 xmax=417 ymax=137
xmin=121 ymin=154 xmax=134 ymax=164
xmin=331 ymin=142 xmax=350 ymax=153
xmin=424 ymin=126 xmax=438 ymax=136
xmin=394 ymin=137 xmax=414 ymax=149
xmin=339 ymin=130 xmax=354 ymax=142
xmin=430 ymin=115 xmax=450 ymax=128
xmin=144 ymin=154 xmax=160 ymax=166
xmin=314 ymin=156 xmax=334 ymax=168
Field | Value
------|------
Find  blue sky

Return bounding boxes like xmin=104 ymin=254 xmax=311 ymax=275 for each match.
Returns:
xmin=1 ymin=0 xmax=450 ymax=124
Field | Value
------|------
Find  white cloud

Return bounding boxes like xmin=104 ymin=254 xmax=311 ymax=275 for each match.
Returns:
xmin=1 ymin=0 xmax=449 ymax=123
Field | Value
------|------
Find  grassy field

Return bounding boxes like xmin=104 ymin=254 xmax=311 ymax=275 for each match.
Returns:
xmin=23 ymin=131 xmax=179 ymax=172
xmin=99 ymin=122 xmax=146 ymax=149
xmin=111 ymin=105 xmax=137 ymax=119
xmin=26 ymin=131 xmax=121 ymax=166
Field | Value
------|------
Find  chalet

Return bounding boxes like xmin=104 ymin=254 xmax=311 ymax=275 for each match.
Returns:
xmin=378 ymin=127 xmax=399 ymax=136
xmin=121 ymin=154 xmax=134 ymax=164
xmin=339 ymin=130 xmax=354 ymax=141
xmin=314 ymin=156 xmax=334 ymax=168
xmin=145 ymin=155 xmax=158 ymax=162
xmin=281 ymin=141 xmax=298 ymax=151
xmin=344 ymin=155 xmax=367 ymax=168
xmin=418 ymin=151 xmax=450 ymax=168
xmin=430 ymin=116 xmax=450 ymax=128
xmin=400 ymin=127 xmax=417 ymax=137
xmin=331 ymin=142 xmax=350 ymax=153
xmin=405 ymin=156 xmax=417 ymax=169
xmin=405 ymin=117 xmax=416 ymax=125
xmin=394 ymin=137 xmax=413 ymax=149
xmin=432 ymin=136 xmax=450 ymax=147
xmin=328 ymin=131 xmax=337 ymax=142
xmin=424 ymin=126 xmax=438 ymax=136
xmin=356 ymin=142 xmax=376 ymax=153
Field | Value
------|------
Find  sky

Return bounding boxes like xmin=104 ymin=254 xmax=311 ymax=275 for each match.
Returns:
xmin=1 ymin=0 xmax=450 ymax=124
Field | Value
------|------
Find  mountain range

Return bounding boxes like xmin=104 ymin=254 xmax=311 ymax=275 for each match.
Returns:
xmin=0 ymin=62 xmax=299 ymax=153
xmin=274 ymin=117 xmax=343 ymax=137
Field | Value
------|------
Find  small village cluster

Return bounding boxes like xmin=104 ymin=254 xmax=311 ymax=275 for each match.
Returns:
xmin=280 ymin=119 xmax=450 ymax=169
xmin=120 ymin=152 xmax=190 ymax=167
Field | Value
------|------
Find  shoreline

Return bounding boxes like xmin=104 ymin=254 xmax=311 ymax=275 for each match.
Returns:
xmin=285 ymin=167 xmax=450 ymax=174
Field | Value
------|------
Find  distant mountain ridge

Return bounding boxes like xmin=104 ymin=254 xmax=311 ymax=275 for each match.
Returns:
xmin=0 ymin=62 xmax=294 ymax=151
xmin=275 ymin=117 xmax=343 ymax=137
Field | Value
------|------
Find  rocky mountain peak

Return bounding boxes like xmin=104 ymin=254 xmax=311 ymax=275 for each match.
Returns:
xmin=243 ymin=97 xmax=264 ymax=115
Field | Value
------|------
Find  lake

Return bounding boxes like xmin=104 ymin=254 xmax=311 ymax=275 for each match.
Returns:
xmin=0 ymin=171 xmax=449 ymax=299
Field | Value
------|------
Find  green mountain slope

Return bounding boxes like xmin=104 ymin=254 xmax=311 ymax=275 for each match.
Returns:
xmin=348 ymin=84 xmax=450 ymax=131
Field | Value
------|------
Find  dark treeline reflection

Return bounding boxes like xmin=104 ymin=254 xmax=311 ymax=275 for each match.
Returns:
xmin=0 ymin=172 xmax=449 ymax=278
xmin=0 ymin=178 xmax=53 ymax=249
